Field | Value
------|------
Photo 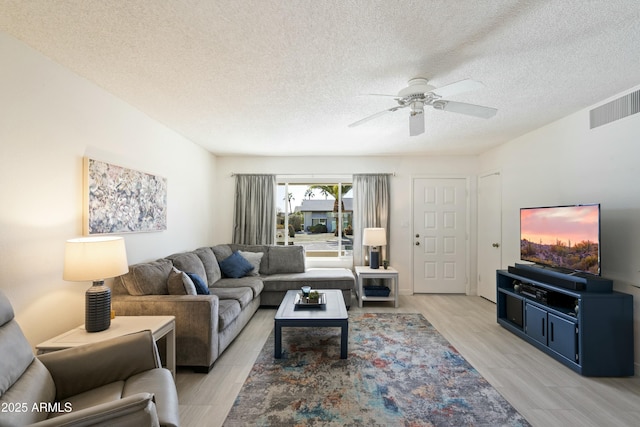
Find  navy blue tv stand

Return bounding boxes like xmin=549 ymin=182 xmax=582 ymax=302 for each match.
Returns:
xmin=497 ymin=265 xmax=634 ymax=376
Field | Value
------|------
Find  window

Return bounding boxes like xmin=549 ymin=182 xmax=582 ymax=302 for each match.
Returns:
xmin=276 ymin=181 xmax=353 ymax=258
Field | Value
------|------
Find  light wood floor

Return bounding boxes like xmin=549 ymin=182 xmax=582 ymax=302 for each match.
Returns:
xmin=175 ymin=295 xmax=640 ymax=427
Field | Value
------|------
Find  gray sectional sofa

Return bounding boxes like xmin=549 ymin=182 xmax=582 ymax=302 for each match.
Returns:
xmin=112 ymin=243 xmax=355 ymax=372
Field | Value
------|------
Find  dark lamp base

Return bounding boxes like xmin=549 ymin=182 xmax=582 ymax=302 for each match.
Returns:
xmin=86 ymin=282 xmax=111 ymax=332
xmin=369 ymin=250 xmax=380 ymax=269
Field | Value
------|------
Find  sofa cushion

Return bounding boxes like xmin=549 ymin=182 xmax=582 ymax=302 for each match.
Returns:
xmin=262 ymin=268 xmax=355 ymax=292
xmin=267 ymin=245 xmax=305 ymax=274
xmin=167 ymin=252 xmax=207 ymax=284
xmin=219 ymin=251 xmax=254 ymax=278
xmin=186 ymin=273 xmax=210 ymax=295
xmin=120 ymin=259 xmax=172 ymax=295
xmin=194 ymin=247 xmax=222 ymax=286
xmin=214 ymin=277 xmax=264 ymax=298
xmin=211 ymin=244 xmax=233 ymax=263
xmin=218 ymin=299 xmax=241 ymax=330
xmin=167 ymin=267 xmax=197 ymax=295
xmin=238 ymin=250 xmax=263 ymax=276
xmin=210 ymin=287 xmax=253 ymax=309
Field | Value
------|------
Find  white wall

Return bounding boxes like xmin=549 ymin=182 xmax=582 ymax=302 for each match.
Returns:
xmin=214 ymin=155 xmax=479 ymax=295
xmin=479 ymin=84 xmax=640 ymax=368
xmin=0 ymin=32 xmax=217 ymax=348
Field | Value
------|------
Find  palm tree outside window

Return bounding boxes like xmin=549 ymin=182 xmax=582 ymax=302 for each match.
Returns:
xmin=276 ymin=181 xmax=353 ymax=258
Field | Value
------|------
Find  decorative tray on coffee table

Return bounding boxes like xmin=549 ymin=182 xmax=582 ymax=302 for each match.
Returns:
xmin=294 ymin=292 xmax=326 ymax=309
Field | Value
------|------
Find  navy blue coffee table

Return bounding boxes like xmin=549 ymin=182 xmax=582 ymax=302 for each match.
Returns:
xmin=274 ymin=289 xmax=349 ymax=359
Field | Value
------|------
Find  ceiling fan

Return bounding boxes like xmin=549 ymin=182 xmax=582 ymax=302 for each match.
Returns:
xmin=349 ymin=78 xmax=497 ymax=136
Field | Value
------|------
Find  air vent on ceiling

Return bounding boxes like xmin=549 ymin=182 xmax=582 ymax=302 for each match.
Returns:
xmin=590 ymin=89 xmax=640 ymax=129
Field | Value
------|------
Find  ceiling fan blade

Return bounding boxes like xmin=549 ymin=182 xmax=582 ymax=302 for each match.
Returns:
xmin=361 ymin=93 xmax=399 ymax=98
xmin=348 ymin=106 xmax=404 ymax=127
xmin=432 ymin=79 xmax=485 ymax=98
xmin=434 ymin=100 xmax=497 ymax=119
xmin=409 ymin=111 xmax=425 ymax=136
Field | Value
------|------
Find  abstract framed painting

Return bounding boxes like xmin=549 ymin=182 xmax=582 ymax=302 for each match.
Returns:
xmin=84 ymin=158 xmax=167 ymax=235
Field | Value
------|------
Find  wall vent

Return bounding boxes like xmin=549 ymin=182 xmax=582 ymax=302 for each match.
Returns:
xmin=590 ymin=89 xmax=640 ymax=129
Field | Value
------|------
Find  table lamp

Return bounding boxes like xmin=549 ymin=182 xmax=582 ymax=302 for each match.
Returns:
xmin=362 ymin=227 xmax=386 ymax=269
xmin=63 ymin=236 xmax=128 ymax=332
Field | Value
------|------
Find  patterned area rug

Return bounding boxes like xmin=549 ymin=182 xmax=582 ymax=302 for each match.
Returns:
xmin=224 ymin=313 xmax=530 ymax=426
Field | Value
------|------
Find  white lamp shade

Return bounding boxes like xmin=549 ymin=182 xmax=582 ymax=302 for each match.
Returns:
xmin=63 ymin=236 xmax=129 ymax=281
xmin=362 ymin=228 xmax=386 ymax=246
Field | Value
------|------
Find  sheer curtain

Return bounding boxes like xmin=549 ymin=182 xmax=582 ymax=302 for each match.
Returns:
xmin=352 ymin=174 xmax=390 ymax=267
xmin=232 ymin=174 xmax=276 ymax=245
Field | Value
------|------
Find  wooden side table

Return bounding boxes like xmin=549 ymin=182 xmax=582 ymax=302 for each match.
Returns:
xmin=355 ymin=266 xmax=399 ymax=308
xmin=36 ymin=315 xmax=176 ymax=378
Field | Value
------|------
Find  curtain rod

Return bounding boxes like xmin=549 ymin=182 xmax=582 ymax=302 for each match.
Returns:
xmin=230 ymin=172 xmax=396 ymax=177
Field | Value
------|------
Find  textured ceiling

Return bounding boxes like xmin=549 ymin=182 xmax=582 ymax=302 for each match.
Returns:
xmin=1 ymin=0 xmax=639 ymax=156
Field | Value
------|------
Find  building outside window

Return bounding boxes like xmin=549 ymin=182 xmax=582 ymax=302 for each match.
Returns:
xmin=276 ymin=182 xmax=353 ymax=258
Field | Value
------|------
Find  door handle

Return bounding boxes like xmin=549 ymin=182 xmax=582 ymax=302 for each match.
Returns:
xmin=492 ymin=243 xmax=500 ymax=248
xmin=415 ymin=241 xmax=420 ymax=246
xmin=415 ymin=234 xmax=420 ymax=238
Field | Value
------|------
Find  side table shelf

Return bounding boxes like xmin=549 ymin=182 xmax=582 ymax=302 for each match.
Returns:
xmin=355 ymin=266 xmax=399 ymax=308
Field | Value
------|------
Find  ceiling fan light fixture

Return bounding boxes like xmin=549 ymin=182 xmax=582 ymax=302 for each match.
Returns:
xmin=410 ymin=100 xmax=424 ymax=113
xmin=409 ymin=109 xmax=425 ymax=136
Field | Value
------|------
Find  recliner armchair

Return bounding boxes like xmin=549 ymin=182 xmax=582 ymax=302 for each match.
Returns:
xmin=0 ymin=290 xmax=179 ymax=427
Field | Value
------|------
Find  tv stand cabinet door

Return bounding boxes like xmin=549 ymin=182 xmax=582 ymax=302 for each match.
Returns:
xmin=548 ymin=313 xmax=578 ymax=363
xmin=525 ymin=303 xmax=547 ymax=345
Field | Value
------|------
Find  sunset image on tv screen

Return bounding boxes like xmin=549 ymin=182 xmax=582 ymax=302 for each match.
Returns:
xmin=520 ymin=205 xmax=599 ymax=274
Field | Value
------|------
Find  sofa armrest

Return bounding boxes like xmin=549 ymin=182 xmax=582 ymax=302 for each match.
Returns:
xmin=38 ymin=331 xmax=160 ymax=401
xmin=29 ymin=392 xmax=161 ymax=427
xmin=112 ymin=294 xmax=220 ymax=367
xmin=111 ymin=294 xmax=219 ymax=312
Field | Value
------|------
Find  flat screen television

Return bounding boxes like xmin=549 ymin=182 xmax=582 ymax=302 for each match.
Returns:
xmin=520 ymin=204 xmax=600 ymax=276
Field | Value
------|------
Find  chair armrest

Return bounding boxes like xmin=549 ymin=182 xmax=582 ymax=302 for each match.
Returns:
xmin=38 ymin=330 xmax=160 ymax=401
xmin=28 ymin=392 xmax=160 ymax=427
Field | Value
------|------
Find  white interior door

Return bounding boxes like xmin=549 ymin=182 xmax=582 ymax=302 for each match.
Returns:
xmin=477 ymin=172 xmax=502 ymax=302
xmin=413 ymin=178 xmax=468 ymax=293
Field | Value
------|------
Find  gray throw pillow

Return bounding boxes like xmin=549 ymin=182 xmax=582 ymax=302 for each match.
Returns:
xmin=238 ymin=251 xmax=264 ymax=276
xmin=167 ymin=267 xmax=197 ymax=295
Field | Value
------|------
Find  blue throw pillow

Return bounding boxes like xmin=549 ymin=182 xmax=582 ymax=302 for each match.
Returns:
xmin=219 ymin=251 xmax=255 ymax=278
xmin=186 ymin=272 xmax=210 ymax=295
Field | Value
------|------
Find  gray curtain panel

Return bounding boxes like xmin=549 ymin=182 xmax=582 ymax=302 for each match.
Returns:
xmin=232 ymin=174 xmax=276 ymax=245
xmin=352 ymin=174 xmax=390 ymax=266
